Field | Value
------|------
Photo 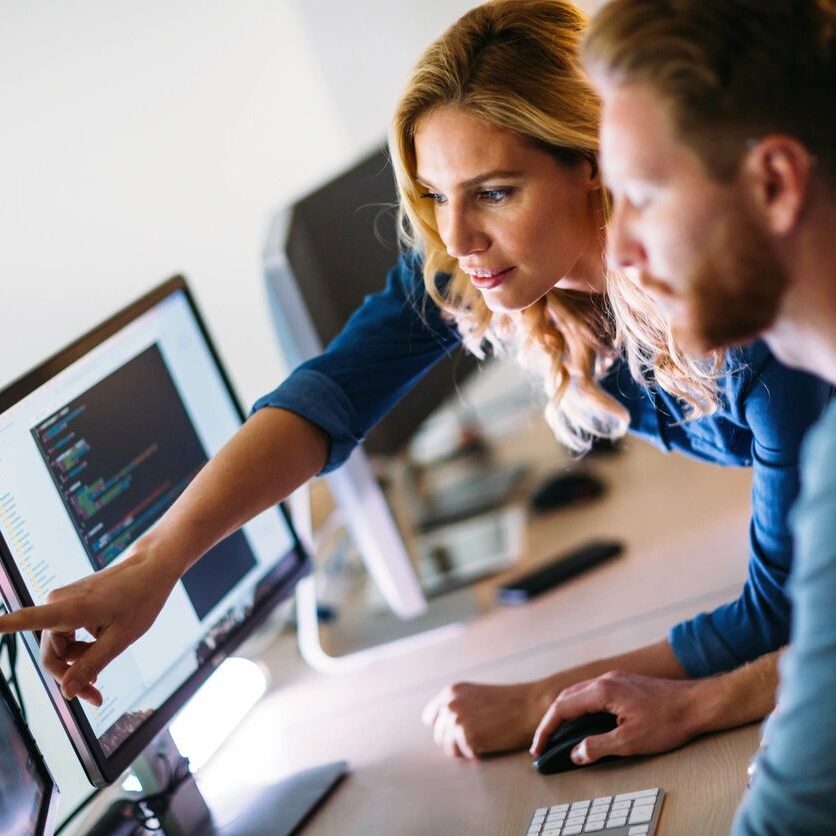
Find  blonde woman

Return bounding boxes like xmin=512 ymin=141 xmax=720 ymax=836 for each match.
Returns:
xmin=0 ymin=0 xmax=830 ymax=763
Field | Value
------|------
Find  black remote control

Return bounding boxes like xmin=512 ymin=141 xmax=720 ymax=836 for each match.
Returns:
xmin=496 ymin=539 xmax=623 ymax=604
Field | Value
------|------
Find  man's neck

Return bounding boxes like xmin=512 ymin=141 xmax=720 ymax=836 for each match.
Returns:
xmin=767 ymin=195 xmax=836 ymax=385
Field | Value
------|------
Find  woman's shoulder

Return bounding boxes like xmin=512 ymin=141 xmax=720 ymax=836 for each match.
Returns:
xmin=722 ymin=339 xmax=829 ymax=403
xmin=722 ymin=339 xmax=833 ymax=450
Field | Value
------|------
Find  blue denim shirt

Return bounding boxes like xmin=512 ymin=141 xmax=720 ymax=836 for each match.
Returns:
xmin=733 ymin=401 xmax=836 ymax=834
xmin=253 ymin=253 xmax=833 ymax=677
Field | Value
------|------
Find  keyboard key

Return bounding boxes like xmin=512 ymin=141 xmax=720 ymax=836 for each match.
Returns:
xmin=628 ymin=805 xmax=654 ymax=824
xmin=616 ymin=789 xmax=658 ymax=802
xmin=524 ymin=788 xmax=663 ymax=836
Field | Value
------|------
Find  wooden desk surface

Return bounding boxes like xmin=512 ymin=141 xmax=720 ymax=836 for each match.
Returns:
xmin=200 ymin=597 xmax=759 ymax=836
xmin=319 ymin=431 xmax=753 ymax=687
xmin=192 ymin=434 xmax=759 ymax=835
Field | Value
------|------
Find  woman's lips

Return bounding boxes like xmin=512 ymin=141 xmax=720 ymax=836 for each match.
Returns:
xmin=467 ymin=266 xmax=515 ymax=290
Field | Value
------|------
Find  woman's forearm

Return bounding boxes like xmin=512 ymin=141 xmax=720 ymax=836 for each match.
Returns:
xmin=145 ymin=407 xmax=328 ymax=578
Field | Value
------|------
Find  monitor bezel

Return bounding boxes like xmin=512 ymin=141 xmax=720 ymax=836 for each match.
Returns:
xmin=0 ymin=668 xmax=61 ymax=835
xmin=0 ymin=275 xmax=311 ymax=786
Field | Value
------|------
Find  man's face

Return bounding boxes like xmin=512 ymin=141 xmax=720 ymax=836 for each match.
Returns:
xmin=597 ymin=81 xmax=788 ymax=355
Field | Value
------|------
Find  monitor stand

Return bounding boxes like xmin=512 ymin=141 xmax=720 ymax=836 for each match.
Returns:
xmin=93 ymin=731 xmax=347 ymax=836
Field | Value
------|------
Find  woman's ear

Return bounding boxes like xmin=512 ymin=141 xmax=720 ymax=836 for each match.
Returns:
xmin=741 ymin=136 xmax=814 ymax=236
xmin=587 ymin=155 xmax=602 ymax=190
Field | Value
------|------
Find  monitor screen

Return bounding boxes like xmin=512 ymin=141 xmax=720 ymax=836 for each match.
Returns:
xmin=0 ymin=673 xmax=60 ymax=836
xmin=0 ymin=277 xmax=310 ymax=785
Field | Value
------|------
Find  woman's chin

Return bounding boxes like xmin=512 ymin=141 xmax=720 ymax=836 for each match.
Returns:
xmin=479 ymin=285 xmax=549 ymax=314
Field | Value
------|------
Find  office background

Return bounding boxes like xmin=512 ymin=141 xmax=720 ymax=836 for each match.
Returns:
xmin=0 ymin=0 xmax=605 ymax=824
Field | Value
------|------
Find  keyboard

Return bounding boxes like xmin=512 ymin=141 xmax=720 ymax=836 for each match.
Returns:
xmin=524 ymin=787 xmax=665 ymax=835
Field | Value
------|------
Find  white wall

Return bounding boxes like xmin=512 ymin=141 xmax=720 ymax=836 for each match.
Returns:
xmin=0 ymin=0 xmax=475 ymax=403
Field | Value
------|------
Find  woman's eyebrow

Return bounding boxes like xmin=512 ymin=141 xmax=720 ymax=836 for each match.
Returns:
xmin=415 ymin=169 xmax=524 ymax=191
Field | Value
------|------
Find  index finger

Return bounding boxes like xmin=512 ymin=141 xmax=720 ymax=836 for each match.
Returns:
xmin=530 ymin=683 xmax=609 ymax=755
xmin=0 ymin=602 xmax=82 ymax=634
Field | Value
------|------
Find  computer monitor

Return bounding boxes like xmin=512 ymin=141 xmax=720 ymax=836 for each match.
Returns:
xmin=0 ymin=277 xmax=316 ymax=797
xmin=281 ymin=145 xmax=478 ymax=456
xmin=0 ymin=672 xmax=60 ymax=836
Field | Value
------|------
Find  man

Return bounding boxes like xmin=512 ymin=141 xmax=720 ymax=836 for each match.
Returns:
xmin=531 ymin=1 xmax=836 ymax=831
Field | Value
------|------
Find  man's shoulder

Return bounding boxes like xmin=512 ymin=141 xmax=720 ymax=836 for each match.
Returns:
xmin=802 ymin=401 xmax=836 ymax=480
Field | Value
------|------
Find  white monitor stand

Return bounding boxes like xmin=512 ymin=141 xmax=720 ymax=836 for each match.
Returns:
xmin=263 ymin=211 xmax=464 ymax=671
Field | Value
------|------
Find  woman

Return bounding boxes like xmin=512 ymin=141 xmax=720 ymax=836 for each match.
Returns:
xmin=1 ymin=0 xmax=829 ymax=758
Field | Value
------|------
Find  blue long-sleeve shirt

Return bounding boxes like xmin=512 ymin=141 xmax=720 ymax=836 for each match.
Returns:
xmin=253 ymin=253 xmax=832 ymax=676
xmin=733 ymin=400 xmax=836 ymax=834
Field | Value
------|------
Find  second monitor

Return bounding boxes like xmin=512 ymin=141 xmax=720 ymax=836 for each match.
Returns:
xmin=0 ymin=277 xmax=344 ymax=834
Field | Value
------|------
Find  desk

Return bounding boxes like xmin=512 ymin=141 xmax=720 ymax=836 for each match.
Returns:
xmin=64 ymin=433 xmax=758 ymax=835
xmin=194 ymin=437 xmax=759 ymax=835
xmin=198 ymin=595 xmax=758 ymax=835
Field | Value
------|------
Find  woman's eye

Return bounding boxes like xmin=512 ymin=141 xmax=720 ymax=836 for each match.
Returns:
xmin=420 ymin=191 xmax=447 ymax=206
xmin=479 ymin=188 xmax=512 ymax=203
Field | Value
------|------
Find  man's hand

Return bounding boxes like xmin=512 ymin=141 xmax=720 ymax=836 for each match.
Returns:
xmin=422 ymin=679 xmax=557 ymax=759
xmin=530 ymin=671 xmax=704 ymax=765
xmin=422 ymin=640 xmax=692 ymax=760
xmin=0 ymin=547 xmax=177 ymax=705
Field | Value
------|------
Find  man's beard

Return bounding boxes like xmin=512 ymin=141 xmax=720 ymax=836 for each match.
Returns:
xmin=656 ymin=206 xmax=789 ymax=355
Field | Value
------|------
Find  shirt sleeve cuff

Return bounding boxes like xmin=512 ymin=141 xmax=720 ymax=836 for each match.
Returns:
xmin=251 ymin=368 xmax=365 ymax=474
xmin=668 ymin=617 xmax=742 ymax=678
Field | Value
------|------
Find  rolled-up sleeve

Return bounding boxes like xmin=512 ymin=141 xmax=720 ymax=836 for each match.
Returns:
xmin=669 ymin=354 xmax=833 ymax=676
xmin=252 ymin=252 xmax=462 ymax=473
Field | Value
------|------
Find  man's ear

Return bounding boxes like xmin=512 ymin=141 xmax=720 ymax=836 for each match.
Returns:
xmin=741 ymin=136 xmax=814 ymax=235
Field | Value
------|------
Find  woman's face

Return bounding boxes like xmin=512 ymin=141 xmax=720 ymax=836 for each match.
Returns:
xmin=413 ymin=106 xmax=605 ymax=313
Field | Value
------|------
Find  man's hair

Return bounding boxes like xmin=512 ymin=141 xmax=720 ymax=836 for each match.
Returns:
xmin=584 ymin=0 xmax=836 ymax=182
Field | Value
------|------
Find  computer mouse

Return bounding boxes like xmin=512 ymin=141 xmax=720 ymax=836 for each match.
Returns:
xmin=530 ymin=472 xmax=605 ymax=513
xmin=533 ymin=712 xmax=619 ymax=775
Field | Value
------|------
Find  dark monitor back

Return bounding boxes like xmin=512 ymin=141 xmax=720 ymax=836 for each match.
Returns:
xmin=285 ymin=146 xmax=476 ymax=456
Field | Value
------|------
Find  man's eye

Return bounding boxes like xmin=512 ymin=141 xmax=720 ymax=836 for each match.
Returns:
xmin=479 ymin=188 xmax=513 ymax=203
xmin=420 ymin=191 xmax=447 ymax=206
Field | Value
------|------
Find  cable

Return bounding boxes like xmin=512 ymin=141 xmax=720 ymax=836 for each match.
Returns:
xmin=60 ymin=755 xmax=193 ymax=835
xmin=132 ymin=752 xmax=193 ymax=831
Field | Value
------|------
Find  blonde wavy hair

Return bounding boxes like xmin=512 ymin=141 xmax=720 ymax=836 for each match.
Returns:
xmin=389 ymin=0 xmax=723 ymax=453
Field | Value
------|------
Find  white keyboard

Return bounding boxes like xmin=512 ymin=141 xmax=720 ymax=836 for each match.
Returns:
xmin=524 ymin=787 xmax=665 ymax=835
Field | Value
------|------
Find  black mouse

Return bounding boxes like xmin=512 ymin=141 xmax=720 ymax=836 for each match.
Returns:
xmin=530 ymin=472 xmax=605 ymax=513
xmin=533 ymin=712 xmax=619 ymax=774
